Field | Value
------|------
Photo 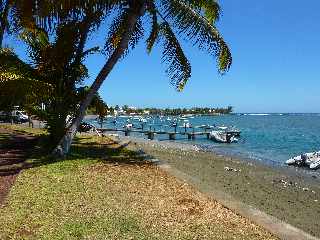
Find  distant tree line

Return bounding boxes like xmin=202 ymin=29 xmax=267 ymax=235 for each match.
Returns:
xmin=114 ymin=105 xmax=233 ymax=115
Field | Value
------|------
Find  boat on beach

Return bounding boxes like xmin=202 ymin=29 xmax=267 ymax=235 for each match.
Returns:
xmin=286 ymin=151 xmax=320 ymax=169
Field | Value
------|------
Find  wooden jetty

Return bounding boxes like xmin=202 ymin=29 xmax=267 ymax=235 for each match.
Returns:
xmin=98 ymin=127 xmax=240 ymax=141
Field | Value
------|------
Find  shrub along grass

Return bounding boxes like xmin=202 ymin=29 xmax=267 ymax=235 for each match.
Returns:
xmin=0 ymin=127 xmax=277 ymax=240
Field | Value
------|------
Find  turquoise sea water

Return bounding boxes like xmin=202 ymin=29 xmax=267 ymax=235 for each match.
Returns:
xmin=88 ymin=114 xmax=320 ymax=166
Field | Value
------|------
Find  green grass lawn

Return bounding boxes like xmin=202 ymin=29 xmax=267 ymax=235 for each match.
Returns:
xmin=0 ymin=124 xmax=46 ymax=136
xmin=0 ymin=126 xmax=277 ymax=240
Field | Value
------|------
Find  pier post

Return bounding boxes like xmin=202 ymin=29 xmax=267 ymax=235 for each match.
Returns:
xmin=187 ymin=133 xmax=196 ymax=140
xmin=226 ymin=133 xmax=232 ymax=143
xmin=169 ymin=133 xmax=176 ymax=140
xmin=125 ymin=129 xmax=131 ymax=136
xmin=206 ymin=133 xmax=210 ymax=139
xmin=148 ymin=132 xmax=155 ymax=140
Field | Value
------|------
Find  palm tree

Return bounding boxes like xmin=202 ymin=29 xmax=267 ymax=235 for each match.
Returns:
xmin=1 ymin=1 xmax=112 ymax=143
xmin=53 ymin=0 xmax=232 ymax=156
xmin=1 ymin=0 xmax=231 ymax=156
xmin=0 ymin=0 xmax=10 ymax=47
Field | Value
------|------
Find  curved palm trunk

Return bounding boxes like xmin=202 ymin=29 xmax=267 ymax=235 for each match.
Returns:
xmin=53 ymin=4 xmax=145 ymax=157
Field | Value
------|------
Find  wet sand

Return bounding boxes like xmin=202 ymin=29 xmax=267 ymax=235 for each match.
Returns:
xmin=122 ymin=136 xmax=320 ymax=238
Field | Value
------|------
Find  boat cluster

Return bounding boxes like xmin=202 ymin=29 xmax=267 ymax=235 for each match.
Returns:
xmin=91 ymin=114 xmax=241 ymax=144
xmin=286 ymin=152 xmax=320 ymax=170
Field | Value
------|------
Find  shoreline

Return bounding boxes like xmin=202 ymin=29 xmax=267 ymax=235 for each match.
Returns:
xmin=119 ymin=134 xmax=320 ymax=180
xmin=117 ymin=135 xmax=320 ymax=238
xmin=85 ymin=113 xmax=320 ymax=170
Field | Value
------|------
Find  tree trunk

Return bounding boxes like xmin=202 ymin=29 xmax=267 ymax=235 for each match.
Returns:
xmin=0 ymin=0 xmax=9 ymax=48
xmin=53 ymin=3 xmax=145 ymax=157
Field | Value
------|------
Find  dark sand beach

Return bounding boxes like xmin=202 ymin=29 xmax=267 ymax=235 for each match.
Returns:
xmin=122 ymin=136 xmax=320 ymax=238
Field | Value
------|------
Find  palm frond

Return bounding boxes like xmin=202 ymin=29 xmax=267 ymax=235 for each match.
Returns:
xmin=129 ymin=17 xmax=144 ymax=51
xmin=160 ymin=0 xmax=232 ymax=73
xmin=0 ymin=49 xmax=52 ymax=106
xmin=159 ymin=22 xmax=191 ymax=91
xmin=0 ymin=48 xmax=38 ymax=80
xmin=82 ymin=46 xmax=100 ymax=58
xmin=104 ymin=7 xmax=144 ymax=57
xmin=146 ymin=3 xmax=159 ymax=54
xmin=20 ymin=28 xmax=49 ymax=49
xmin=12 ymin=0 xmax=123 ymax=32
xmin=184 ymin=0 xmax=221 ymax=24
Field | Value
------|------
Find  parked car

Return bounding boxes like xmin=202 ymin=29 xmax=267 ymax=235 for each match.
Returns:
xmin=0 ymin=110 xmax=29 ymax=123
xmin=14 ymin=111 xmax=29 ymax=123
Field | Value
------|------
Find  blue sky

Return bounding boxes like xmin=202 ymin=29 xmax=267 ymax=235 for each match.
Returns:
xmin=5 ymin=1 xmax=320 ymax=113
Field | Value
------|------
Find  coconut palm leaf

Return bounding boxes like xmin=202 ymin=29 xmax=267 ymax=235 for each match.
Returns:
xmin=183 ymin=0 xmax=221 ymax=24
xmin=0 ymin=49 xmax=52 ymax=107
xmin=146 ymin=3 xmax=159 ymax=54
xmin=158 ymin=22 xmax=191 ymax=91
xmin=160 ymin=0 xmax=232 ymax=73
xmin=104 ymin=7 xmax=144 ymax=57
xmin=11 ymin=0 xmax=122 ymax=31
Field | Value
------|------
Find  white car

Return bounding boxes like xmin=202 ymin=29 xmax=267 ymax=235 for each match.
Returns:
xmin=13 ymin=110 xmax=29 ymax=122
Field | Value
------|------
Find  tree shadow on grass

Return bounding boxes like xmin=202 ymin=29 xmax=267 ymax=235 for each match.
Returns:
xmin=68 ymin=138 xmax=151 ymax=166
xmin=34 ymin=137 xmax=150 ymax=169
xmin=0 ymin=132 xmax=153 ymax=177
xmin=0 ymin=133 xmax=47 ymax=176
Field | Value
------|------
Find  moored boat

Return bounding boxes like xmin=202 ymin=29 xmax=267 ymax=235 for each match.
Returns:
xmin=310 ymin=159 xmax=320 ymax=169
xmin=209 ymin=130 xmax=238 ymax=143
xmin=286 ymin=151 xmax=320 ymax=169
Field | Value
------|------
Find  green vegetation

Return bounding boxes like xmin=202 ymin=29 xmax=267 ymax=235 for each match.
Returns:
xmin=0 ymin=126 xmax=276 ymax=240
xmin=0 ymin=31 xmax=107 ymax=145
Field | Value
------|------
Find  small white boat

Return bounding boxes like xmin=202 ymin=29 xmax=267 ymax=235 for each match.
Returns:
xmin=209 ymin=131 xmax=238 ymax=143
xmin=182 ymin=122 xmax=192 ymax=128
xmin=139 ymin=118 xmax=147 ymax=123
xmin=286 ymin=155 xmax=303 ymax=165
xmin=286 ymin=151 xmax=320 ymax=170
xmin=182 ymin=114 xmax=193 ymax=118
xmin=124 ymin=123 xmax=133 ymax=129
xmin=310 ymin=159 xmax=320 ymax=169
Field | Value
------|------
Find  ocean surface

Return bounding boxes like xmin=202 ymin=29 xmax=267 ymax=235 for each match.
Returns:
xmin=88 ymin=113 xmax=320 ymax=167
